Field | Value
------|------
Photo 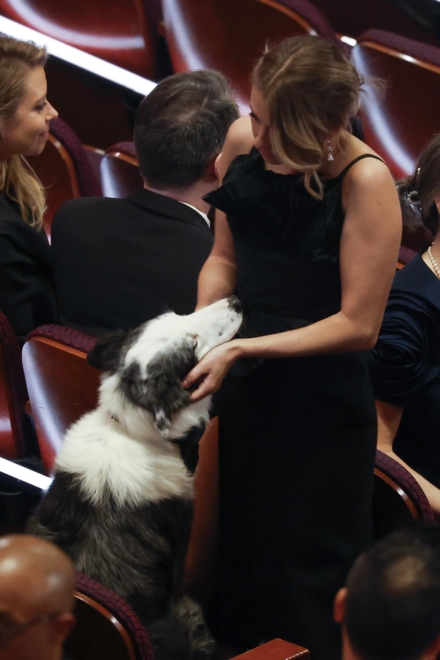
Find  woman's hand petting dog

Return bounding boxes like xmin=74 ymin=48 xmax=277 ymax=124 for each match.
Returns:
xmin=182 ymin=340 xmax=242 ymax=402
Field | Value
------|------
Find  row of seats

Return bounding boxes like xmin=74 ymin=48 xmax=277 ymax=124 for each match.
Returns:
xmin=2 ymin=0 xmax=439 ymax=83
xmin=32 ymin=24 xmax=440 ymax=255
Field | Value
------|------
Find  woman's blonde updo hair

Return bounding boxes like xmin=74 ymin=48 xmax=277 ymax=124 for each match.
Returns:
xmin=0 ymin=34 xmax=48 ymax=230
xmin=252 ymin=35 xmax=364 ymax=200
xmin=397 ymin=134 xmax=440 ymax=238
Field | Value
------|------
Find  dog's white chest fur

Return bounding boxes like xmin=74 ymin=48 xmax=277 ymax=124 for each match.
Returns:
xmin=55 ymin=409 xmax=194 ymax=507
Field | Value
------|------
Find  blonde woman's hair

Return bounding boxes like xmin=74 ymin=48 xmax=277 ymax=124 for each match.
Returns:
xmin=0 ymin=34 xmax=48 ymax=230
xmin=252 ymin=35 xmax=364 ymax=200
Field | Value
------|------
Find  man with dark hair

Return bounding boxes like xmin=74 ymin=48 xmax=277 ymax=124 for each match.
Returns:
xmin=334 ymin=524 xmax=440 ymax=660
xmin=51 ymin=70 xmax=239 ymax=337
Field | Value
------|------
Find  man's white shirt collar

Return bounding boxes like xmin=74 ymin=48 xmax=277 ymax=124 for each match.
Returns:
xmin=180 ymin=201 xmax=210 ymax=228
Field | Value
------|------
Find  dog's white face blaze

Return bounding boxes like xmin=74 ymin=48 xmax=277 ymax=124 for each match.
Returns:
xmin=95 ymin=296 xmax=242 ymax=439
xmin=124 ymin=297 xmax=242 ymax=371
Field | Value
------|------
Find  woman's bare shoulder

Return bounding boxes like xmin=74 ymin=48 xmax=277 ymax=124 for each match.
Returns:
xmin=217 ymin=117 xmax=254 ymax=179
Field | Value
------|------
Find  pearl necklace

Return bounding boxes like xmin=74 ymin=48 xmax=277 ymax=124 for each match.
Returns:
xmin=427 ymin=244 xmax=440 ymax=280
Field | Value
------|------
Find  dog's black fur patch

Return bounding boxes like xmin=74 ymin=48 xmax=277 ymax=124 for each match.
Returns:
xmin=28 ymin=473 xmax=222 ymax=659
xmin=86 ymin=325 xmax=144 ymax=373
xmin=119 ymin=338 xmax=198 ymax=436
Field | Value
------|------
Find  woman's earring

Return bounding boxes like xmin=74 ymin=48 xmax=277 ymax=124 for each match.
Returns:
xmin=327 ymin=140 xmax=334 ymax=162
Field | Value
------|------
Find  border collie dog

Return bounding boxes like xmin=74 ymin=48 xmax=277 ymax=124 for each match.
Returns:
xmin=29 ymin=297 xmax=242 ymax=660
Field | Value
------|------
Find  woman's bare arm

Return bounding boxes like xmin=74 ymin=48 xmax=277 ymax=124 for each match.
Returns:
xmin=216 ymin=116 xmax=254 ymax=179
xmin=376 ymin=399 xmax=440 ymax=514
xmin=197 ymin=212 xmax=237 ymax=309
xmin=197 ymin=118 xmax=254 ymax=309
xmin=185 ymin=157 xmax=402 ymax=398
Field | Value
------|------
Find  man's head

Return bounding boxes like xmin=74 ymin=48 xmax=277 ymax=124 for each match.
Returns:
xmin=0 ymin=535 xmax=75 ymax=660
xmin=133 ymin=70 xmax=239 ymax=191
xmin=334 ymin=525 xmax=440 ymax=660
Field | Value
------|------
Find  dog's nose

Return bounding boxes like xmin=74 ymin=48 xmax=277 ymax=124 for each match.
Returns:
xmin=227 ymin=296 xmax=242 ymax=313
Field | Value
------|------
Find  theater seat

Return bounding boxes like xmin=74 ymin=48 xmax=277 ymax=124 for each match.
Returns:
xmin=100 ymin=142 xmax=143 ymax=198
xmin=373 ymin=449 xmax=436 ymax=539
xmin=161 ymin=0 xmax=341 ymax=111
xmin=66 ymin=573 xmax=155 ymax=660
xmin=352 ymin=30 xmax=440 ymax=178
xmin=21 ymin=326 xmax=98 ymax=473
xmin=0 ymin=0 xmax=158 ymax=79
xmin=69 ymin=574 xmax=309 ymax=660
xmin=27 ymin=117 xmax=101 ymax=238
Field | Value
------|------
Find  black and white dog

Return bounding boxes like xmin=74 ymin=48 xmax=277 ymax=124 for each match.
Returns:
xmin=29 ymin=297 xmax=242 ymax=660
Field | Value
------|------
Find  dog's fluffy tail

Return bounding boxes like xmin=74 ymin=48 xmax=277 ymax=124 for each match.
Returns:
xmin=146 ymin=594 xmax=225 ymax=660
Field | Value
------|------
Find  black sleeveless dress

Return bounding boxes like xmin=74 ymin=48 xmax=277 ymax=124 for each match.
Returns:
xmin=203 ymin=150 xmax=379 ymax=660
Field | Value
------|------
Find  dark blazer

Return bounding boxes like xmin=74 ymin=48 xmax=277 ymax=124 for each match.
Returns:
xmin=51 ymin=188 xmax=214 ymax=336
xmin=0 ymin=195 xmax=57 ymax=344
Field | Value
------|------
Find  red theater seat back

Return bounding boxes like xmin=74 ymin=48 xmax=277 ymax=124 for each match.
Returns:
xmin=22 ymin=327 xmax=98 ymax=473
xmin=162 ymin=0 xmax=340 ymax=110
xmin=352 ymin=30 xmax=440 ymax=178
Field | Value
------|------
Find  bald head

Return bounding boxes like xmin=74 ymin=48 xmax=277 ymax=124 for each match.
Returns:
xmin=0 ymin=535 xmax=75 ymax=623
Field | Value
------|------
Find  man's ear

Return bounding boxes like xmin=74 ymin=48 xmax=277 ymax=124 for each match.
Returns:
xmin=51 ymin=612 xmax=75 ymax=643
xmin=214 ymin=153 xmax=223 ymax=180
xmin=202 ymin=154 xmax=220 ymax=183
xmin=333 ymin=587 xmax=347 ymax=624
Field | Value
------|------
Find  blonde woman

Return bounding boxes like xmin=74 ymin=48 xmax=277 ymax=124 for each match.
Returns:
xmin=369 ymin=135 xmax=440 ymax=513
xmin=0 ymin=35 xmax=58 ymax=342
xmin=182 ymin=36 xmax=401 ymax=659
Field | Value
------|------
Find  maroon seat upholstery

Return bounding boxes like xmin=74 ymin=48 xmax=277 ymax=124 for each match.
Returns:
xmin=22 ymin=326 xmax=99 ymax=473
xmin=0 ymin=313 xmax=29 ymax=459
xmin=352 ymin=30 xmax=440 ymax=179
xmin=27 ymin=117 xmax=101 ymax=238
xmin=161 ymin=0 xmax=342 ymax=111
xmin=50 ymin=118 xmax=102 ymax=198
xmin=67 ymin=573 xmax=155 ymax=660
xmin=373 ymin=449 xmax=436 ymax=538
xmin=100 ymin=142 xmax=143 ymax=198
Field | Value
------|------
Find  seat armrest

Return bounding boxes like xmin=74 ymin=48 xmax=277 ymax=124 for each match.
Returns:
xmin=232 ymin=639 xmax=309 ymax=659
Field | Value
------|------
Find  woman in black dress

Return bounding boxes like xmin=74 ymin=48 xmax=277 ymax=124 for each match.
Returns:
xmin=183 ymin=36 xmax=401 ymax=659
xmin=368 ymin=134 xmax=440 ymax=512
xmin=0 ymin=35 xmax=58 ymax=343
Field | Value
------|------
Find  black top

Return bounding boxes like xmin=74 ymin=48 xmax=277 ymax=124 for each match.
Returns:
xmin=205 ymin=149 xmax=384 ymax=336
xmin=0 ymin=195 xmax=57 ymax=343
xmin=203 ymin=149 xmax=380 ymax=659
xmin=368 ymin=255 xmax=440 ymax=486
xmin=51 ymin=188 xmax=213 ymax=337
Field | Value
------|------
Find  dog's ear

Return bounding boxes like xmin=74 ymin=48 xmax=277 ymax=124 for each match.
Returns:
xmin=87 ymin=330 xmax=129 ymax=371
xmin=145 ymin=338 xmax=198 ymax=438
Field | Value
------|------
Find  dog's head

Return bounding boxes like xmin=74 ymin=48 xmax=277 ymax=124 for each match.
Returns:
xmin=87 ymin=297 xmax=242 ymax=437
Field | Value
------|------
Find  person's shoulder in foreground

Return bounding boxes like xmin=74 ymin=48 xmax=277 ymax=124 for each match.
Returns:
xmin=334 ymin=523 xmax=440 ymax=660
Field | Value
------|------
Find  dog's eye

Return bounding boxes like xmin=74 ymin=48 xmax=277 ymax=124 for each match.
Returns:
xmin=192 ymin=334 xmax=198 ymax=348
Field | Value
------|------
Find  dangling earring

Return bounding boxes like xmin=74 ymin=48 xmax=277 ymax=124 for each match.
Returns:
xmin=327 ymin=139 xmax=334 ymax=162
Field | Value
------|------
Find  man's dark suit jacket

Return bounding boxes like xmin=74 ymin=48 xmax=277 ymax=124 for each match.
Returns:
xmin=51 ymin=188 xmax=214 ymax=337
xmin=0 ymin=195 xmax=57 ymax=344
